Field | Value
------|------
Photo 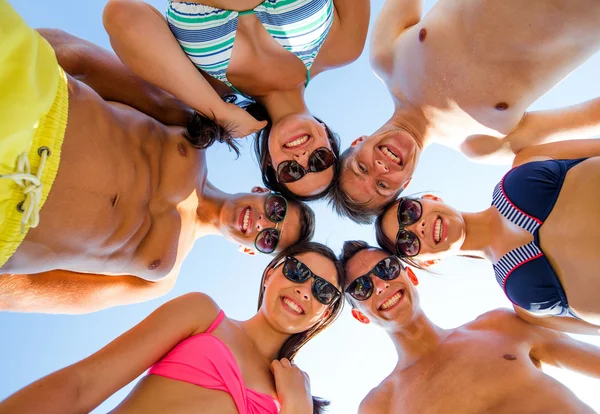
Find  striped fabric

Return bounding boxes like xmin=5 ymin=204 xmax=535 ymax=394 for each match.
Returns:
xmin=491 ymin=179 xmax=543 ymax=290
xmin=166 ymin=0 xmax=334 ymax=91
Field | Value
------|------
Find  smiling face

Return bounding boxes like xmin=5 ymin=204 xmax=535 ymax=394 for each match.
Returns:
xmin=340 ymin=123 xmax=422 ymax=209
xmin=220 ymin=188 xmax=302 ymax=254
xmin=345 ymin=248 xmax=419 ymax=328
xmin=268 ymin=113 xmax=335 ymax=198
xmin=381 ymin=197 xmax=466 ymax=261
xmin=260 ymin=252 xmax=340 ymax=333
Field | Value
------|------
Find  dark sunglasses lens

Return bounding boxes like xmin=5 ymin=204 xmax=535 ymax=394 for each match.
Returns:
xmin=278 ymin=161 xmax=306 ymax=183
xmin=374 ymin=257 xmax=402 ymax=280
xmin=308 ymin=148 xmax=336 ymax=172
xmin=313 ymin=277 xmax=338 ymax=305
xmin=397 ymin=230 xmax=420 ymax=257
xmin=283 ymin=257 xmax=311 ymax=283
xmin=347 ymin=276 xmax=374 ymax=301
xmin=255 ymin=229 xmax=280 ymax=254
xmin=399 ymin=199 xmax=422 ymax=224
xmin=265 ymin=195 xmax=287 ymax=222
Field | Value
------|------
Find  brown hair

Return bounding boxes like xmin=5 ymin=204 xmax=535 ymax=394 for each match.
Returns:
xmin=257 ymin=241 xmax=345 ymax=413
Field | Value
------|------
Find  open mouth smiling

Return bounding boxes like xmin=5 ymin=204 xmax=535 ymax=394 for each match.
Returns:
xmin=281 ymin=296 xmax=305 ymax=315
xmin=378 ymin=289 xmax=405 ymax=311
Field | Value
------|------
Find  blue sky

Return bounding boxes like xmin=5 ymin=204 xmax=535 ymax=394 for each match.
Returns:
xmin=2 ymin=1 xmax=600 ymax=413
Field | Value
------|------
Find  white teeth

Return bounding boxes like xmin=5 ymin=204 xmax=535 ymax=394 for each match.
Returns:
xmin=242 ymin=208 xmax=250 ymax=232
xmin=284 ymin=135 xmax=309 ymax=148
xmin=283 ymin=297 xmax=303 ymax=314
xmin=434 ymin=217 xmax=442 ymax=243
xmin=381 ymin=146 xmax=401 ymax=165
xmin=380 ymin=291 xmax=403 ymax=310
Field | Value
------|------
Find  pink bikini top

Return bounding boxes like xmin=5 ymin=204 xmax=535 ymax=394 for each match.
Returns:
xmin=148 ymin=310 xmax=280 ymax=414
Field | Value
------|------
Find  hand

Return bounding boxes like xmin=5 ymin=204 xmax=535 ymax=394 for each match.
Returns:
xmin=271 ymin=358 xmax=313 ymax=414
xmin=216 ymin=102 xmax=268 ymax=138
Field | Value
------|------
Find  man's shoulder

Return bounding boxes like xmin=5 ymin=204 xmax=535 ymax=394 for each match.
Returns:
xmin=464 ymin=308 xmax=524 ymax=331
xmin=358 ymin=377 xmax=395 ymax=414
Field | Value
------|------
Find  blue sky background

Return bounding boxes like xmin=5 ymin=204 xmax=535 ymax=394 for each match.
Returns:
xmin=2 ymin=1 xmax=600 ymax=413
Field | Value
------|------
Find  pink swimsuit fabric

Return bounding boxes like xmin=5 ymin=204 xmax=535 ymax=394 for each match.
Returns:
xmin=149 ymin=310 xmax=280 ymax=414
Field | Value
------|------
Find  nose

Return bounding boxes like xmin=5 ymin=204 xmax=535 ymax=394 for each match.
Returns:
xmin=374 ymin=159 xmax=389 ymax=174
xmin=295 ymin=285 xmax=311 ymax=301
xmin=255 ymin=213 xmax=274 ymax=232
xmin=293 ymin=151 xmax=310 ymax=169
xmin=374 ymin=277 xmax=390 ymax=296
xmin=406 ymin=218 xmax=426 ymax=238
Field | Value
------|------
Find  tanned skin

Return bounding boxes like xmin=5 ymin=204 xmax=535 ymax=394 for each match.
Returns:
xmin=0 ymin=30 xmax=303 ymax=313
xmin=344 ymin=246 xmax=600 ymax=414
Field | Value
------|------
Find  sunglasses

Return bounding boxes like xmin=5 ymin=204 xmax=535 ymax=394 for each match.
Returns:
xmin=254 ymin=194 xmax=288 ymax=254
xmin=345 ymin=256 xmax=404 ymax=301
xmin=273 ymin=256 xmax=341 ymax=305
xmin=276 ymin=147 xmax=336 ymax=183
xmin=395 ymin=198 xmax=423 ymax=257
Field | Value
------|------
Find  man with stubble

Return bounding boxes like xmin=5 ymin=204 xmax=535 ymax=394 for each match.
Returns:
xmin=333 ymin=0 xmax=600 ymax=223
xmin=341 ymin=240 xmax=600 ymax=414
xmin=0 ymin=3 xmax=313 ymax=314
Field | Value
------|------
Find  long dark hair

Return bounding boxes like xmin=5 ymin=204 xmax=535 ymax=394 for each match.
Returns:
xmin=244 ymin=100 xmax=342 ymax=202
xmin=257 ymin=242 xmax=345 ymax=414
xmin=183 ymin=95 xmax=240 ymax=156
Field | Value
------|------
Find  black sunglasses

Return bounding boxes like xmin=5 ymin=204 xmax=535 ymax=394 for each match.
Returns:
xmin=345 ymin=256 xmax=404 ymax=301
xmin=276 ymin=147 xmax=336 ymax=183
xmin=272 ymin=256 xmax=341 ymax=305
xmin=254 ymin=194 xmax=288 ymax=254
xmin=395 ymin=198 xmax=422 ymax=257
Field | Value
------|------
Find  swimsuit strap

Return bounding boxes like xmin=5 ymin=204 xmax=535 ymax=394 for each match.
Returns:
xmin=206 ymin=310 xmax=225 ymax=334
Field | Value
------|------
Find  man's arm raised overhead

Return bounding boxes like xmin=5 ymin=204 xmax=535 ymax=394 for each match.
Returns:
xmin=0 ymin=269 xmax=177 ymax=314
xmin=370 ymin=0 xmax=423 ymax=78
xmin=37 ymin=28 xmax=193 ymax=127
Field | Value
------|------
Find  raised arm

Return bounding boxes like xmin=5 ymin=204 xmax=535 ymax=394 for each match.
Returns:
xmin=515 ymin=306 xmax=600 ymax=336
xmin=102 ymin=0 xmax=266 ymax=138
xmin=370 ymin=0 xmax=423 ymax=77
xmin=0 ymin=269 xmax=177 ymax=314
xmin=530 ymin=321 xmax=600 ymax=379
xmin=509 ymin=97 xmax=600 ymax=155
xmin=37 ymin=28 xmax=193 ymax=127
xmin=512 ymin=138 xmax=600 ymax=167
xmin=315 ymin=0 xmax=370 ymax=71
xmin=0 ymin=293 xmax=219 ymax=414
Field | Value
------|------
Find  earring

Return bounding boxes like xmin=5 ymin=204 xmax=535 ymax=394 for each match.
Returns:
xmin=422 ymin=259 xmax=440 ymax=267
xmin=406 ymin=267 xmax=419 ymax=286
xmin=351 ymin=308 xmax=370 ymax=324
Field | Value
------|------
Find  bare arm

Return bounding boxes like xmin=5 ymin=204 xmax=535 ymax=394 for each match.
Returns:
xmin=509 ymin=97 xmax=600 ymax=155
xmin=530 ymin=321 xmax=600 ymax=379
xmin=461 ymin=98 xmax=600 ymax=163
xmin=0 ymin=269 xmax=177 ymax=314
xmin=102 ymin=0 xmax=266 ymax=138
xmin=370 ymin=0 xmax=423 ymax=77
xmin=316 ymin=0 xmax=370 ymax=70
xmin=514 ymin=306 xmax=600 ymax=336
xmin=0 ymin=293 xmax=219 ymax=414
xmin=512 ymin=138 xmax=600 ymax=167
xmin=37 ymin=28 xmax=193 ymax=127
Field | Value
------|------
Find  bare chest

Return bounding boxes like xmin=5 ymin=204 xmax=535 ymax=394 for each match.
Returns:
xmin=6 ymin=83 xmax=206 ymax=279
xmin=389 ymin=0 xmax=600 ymax=139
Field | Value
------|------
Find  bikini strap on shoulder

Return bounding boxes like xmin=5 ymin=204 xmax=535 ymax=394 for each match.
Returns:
xmin=206 ymin=309 xmax=225 ymax=334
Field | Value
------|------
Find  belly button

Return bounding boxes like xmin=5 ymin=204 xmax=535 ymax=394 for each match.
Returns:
xmin=177 ymin=142 xmax=188 ymax=157
xmin=419 ymin=28 xmax=427 ymax=42
xmin=503 ymin=354 xmax=517 ymax=361
xmin=148 ymin=259 xmax=162 ymax=270
xmin=495 ymin=102 xmax=509 ymax=111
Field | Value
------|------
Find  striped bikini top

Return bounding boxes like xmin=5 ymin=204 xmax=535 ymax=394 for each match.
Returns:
xmin=167 ymin=0 xmax=334 ymax=95
xmin=490 ymin=158 xmax=586 ymax=317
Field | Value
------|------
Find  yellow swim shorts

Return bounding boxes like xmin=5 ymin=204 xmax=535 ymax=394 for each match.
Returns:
xmin=0 ymin=0 xmax=69 ymax=267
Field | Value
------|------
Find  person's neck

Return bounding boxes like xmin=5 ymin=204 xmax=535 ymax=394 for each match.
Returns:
xmin=257 ymin=87 xmax=309 ymax=123
xmin=459 ymin=207 xmax=499 ymax=260
xmin=194 ymin=181 xmax=231 ymax=237
xmin=388 ymin=310 xmax=450 ymax=368
xmin=238 ymin=312 xmax=291 ymax=362
xmin=389 ymin=100 xmax=431 ymax=150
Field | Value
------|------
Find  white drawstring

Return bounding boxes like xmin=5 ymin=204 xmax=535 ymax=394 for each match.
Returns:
xmin=0 ymin=149 xmax=49 ymax=233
